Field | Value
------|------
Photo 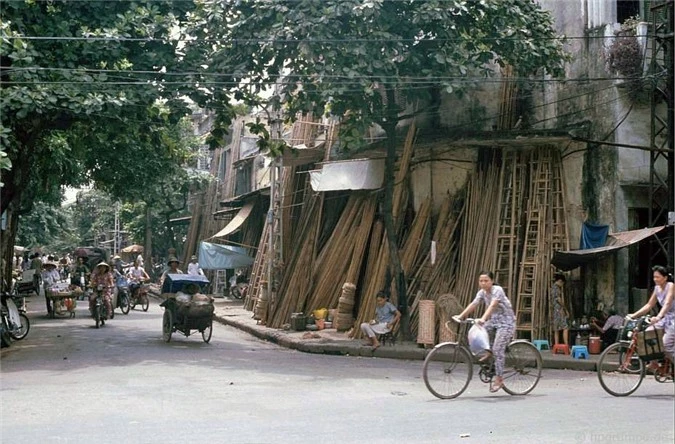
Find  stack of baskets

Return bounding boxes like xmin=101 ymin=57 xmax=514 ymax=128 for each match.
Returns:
xmin=336 ymin=282 xmax=356 ymax=332
xmin=254 ymin=281 xmax=269 ymax=324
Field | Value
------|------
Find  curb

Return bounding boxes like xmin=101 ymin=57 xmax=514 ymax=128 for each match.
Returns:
xmin=150 ymin=289 xmax=597 ymax=371
xmin=213 ymin=313 xmax=597 ymax=371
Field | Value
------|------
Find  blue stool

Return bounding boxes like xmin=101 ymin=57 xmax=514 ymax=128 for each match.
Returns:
xmin=571 ymin=345 xmax=589 ymax=359
xmin=532 ymin=340 xmax=550 ymax=351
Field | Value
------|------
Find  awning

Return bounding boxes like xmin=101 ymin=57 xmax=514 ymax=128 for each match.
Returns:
xmin=198 ymin=241 xmax=255 ymax=270
xmin=210 ymin=202 xmax=254 ymax=238
xmin=121 ymin=244 xmax=144 ymax=254
xmin=551 ymin=226 xmax=666 ymax=271
xmin=309 ymin=158 xmax=385 ymax=192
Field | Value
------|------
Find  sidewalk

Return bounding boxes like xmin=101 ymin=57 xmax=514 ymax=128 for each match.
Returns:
xmin=208 ymin=297 xmax=599 ymax=372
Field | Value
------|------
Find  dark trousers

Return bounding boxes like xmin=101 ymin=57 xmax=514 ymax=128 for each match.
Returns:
xmin=601 ymin=328 xmax=619 ymax=350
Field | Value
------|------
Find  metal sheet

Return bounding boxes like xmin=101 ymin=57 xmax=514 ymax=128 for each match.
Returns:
xmin=551 ymin=226 xmax=666 ymax=271
xmin=210 ymin=202 xmax=255 ymax=238
xmin=309 ymin=158 xmax=385 ymax=192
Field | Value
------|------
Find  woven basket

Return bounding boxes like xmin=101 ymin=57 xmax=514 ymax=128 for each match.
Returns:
xmin=417 ymin=300 xmax=436 ymax=345
xmin=336 ymin=313 xmax=354 ymax=332
xmin=438 ymin=314 xmax=457 ymax=343
xmin=254 ymin=284 xmax=269 ymax=322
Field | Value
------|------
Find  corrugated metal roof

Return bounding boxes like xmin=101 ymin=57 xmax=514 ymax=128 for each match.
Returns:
xmin=551 ymin=226 xmax=666 ymax=271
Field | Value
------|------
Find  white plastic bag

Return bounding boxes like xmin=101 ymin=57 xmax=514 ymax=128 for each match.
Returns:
xmin=468 ymin=324 xmax=490 ymax=355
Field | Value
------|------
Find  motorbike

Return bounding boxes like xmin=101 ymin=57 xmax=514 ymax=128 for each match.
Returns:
xmin=129 ymin=278 xmax=149 ymax=312
xmin=229 ymin=282 xmax=249 ymax=300
xmin=111 ymin=275 xmax=130 ymax=318
xmin=91 ymin=284 xmax=109 ymax=328
xmin=1 ymin=291 xmax=30 ymax=343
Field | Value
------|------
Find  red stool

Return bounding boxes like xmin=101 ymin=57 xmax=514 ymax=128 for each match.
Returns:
xmin=552 ymin=344 xmax=570 ymax=355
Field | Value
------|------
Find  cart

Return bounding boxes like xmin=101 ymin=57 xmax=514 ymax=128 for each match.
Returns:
xmin=160 ymin=274 xmax=213 ymax=343
xmin=45 ymin=288 xmax=78 ymax=318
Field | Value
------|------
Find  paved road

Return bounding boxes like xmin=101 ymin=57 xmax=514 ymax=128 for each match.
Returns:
xmin=1 ymin=299 xmax=673 ymax=444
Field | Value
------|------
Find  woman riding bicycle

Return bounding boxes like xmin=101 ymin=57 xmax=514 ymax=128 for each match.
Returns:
xmin=455 ymin=271 xmax=516 ymax=393
xmin=627 ymin=265 xmax=675 ymax=361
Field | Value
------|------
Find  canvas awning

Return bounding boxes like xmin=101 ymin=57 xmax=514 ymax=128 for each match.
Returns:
xmin=210 ymin=202 xmax=255 ymax=239
xmin=198 ymin=241 xmax=254 ymax=270
xmin=309 ymin=158 xmax=385 ymax=192
xmin=551 ymin=226 xmax=666 ymax=271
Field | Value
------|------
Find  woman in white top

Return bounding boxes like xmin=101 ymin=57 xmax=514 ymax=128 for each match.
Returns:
xmin=628 ymin=265 xmax=674 ymax=360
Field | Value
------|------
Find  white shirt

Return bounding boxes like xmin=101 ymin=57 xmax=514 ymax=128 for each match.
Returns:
xmin=127 ymin=266 xmax=146 ymax=280
xmin=136 ymin=254 xmax=144 ymax=267
xmin=41 ymin=269 xmax=61 ymax=288
xmin=187 ymin=262 xmax=203 ymax=276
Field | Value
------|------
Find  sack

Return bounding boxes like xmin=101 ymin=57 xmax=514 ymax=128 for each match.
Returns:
xmin=636 ymin=328 xmax=665 ymax=359
xmin=186 ymin=301 xmax=214 ymax=318
xmin=468 ymin=324 xmax=490 ymax=355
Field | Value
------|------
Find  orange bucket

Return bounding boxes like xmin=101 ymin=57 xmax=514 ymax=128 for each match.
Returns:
xmin=589 ymin=336 xmax=602 ymax=354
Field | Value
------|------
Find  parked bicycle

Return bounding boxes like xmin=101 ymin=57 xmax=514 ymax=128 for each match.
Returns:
xmin=596 ymin=315 xmax=673 ymax=396
xmin=422 ymin=317 xmax=543 ymax=399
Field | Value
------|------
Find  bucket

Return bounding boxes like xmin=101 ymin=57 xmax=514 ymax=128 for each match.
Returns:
xmin=313 ymin=308 xmax=328 ymax=320
xmin=291 ymin=313 xmax=306 ymax=331
xmin=589 ymin=336 xmax=602 ymax=354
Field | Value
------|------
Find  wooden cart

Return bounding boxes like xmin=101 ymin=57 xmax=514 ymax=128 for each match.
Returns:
xmin=45 ymin=289 xmax=78 ymax=318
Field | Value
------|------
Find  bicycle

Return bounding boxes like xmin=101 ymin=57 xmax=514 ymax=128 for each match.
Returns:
xmin=596 ymin=315 xmax=674 ymax=397
xmin=422 ymin=317 xmax=543 ymax=399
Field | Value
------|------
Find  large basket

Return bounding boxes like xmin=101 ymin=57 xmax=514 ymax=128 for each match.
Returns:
xmin=417 ymin=300 xmax=435 ymax=345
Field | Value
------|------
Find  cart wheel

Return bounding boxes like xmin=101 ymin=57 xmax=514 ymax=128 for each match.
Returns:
xmin=162 ymin=309 xmax=173 ymax=342
xmin=141 ymin=295 xmax=149 ymax=312
xmin=202 ymin=319 xmax=213 ymax=343
xmin=120 ymin=294 xmax=130 ymax=315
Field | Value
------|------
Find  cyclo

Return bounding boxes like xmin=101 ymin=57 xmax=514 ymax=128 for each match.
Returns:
xmin=160 ymin=274 xmax=213 ymax=343
xmin=596 ymin=315 xmax=674 ymax=396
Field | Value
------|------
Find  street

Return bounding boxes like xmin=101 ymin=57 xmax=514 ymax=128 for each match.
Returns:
xmin=1 ymin=299 xmax=673 ymax=444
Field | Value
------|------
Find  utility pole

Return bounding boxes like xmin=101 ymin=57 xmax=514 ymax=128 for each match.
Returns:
xmin=113 ymin=203 xmax=120 ymax=256
xmin=648 ymin=1 xmax=674 ymax=274
xmin=267 ymin=102 xmax=284 ymax=303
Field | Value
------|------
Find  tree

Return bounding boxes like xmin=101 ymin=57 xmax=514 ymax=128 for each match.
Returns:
xmin=0 ymin=1 xmax=233 ymax=284
xmin=195 ymin=0 xmax=567 ymax=331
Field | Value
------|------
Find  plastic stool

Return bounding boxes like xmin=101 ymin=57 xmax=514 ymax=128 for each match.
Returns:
xmin=552 ymin=344 xmax=570 ymax=355
xmin=532 ymin=340 xmax=550 ymax=351
xmin=571 ymin=345 xmax=589 ymax=359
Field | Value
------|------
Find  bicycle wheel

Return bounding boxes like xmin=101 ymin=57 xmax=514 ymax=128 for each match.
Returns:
xmin=597 ymin=342 xmax=645 ymax=396
xmin=502 ymin=341 xmax=543 ymax=395
xmin=120 ymin=294 xmax=130 ymax=315
xmin=422 ymin=343 xmax=473 ymax=399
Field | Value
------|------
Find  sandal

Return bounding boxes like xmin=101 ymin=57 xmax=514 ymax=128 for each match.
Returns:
xmin=489 ymin=380 xmax=504 ymax=393
xmin=478 ymin=351 xmax=493 ymax=363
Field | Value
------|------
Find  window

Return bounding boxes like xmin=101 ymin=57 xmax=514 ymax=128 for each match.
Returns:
xmin=234 ymin=160 xmax=252 ymax=196
xmin=617 ymin=0 xmax=640 ymax=23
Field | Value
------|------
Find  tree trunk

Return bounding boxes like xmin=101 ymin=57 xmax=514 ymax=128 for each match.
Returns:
xmin=0 ymin=208 xmax=20 ymax=291
xmin=382 ymin=88 xmax=410 ymax=340
xmin=144 ymin=204 xmax=153 ymax=267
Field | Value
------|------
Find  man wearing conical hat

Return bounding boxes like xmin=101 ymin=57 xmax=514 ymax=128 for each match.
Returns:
xmin=160 ymin=256 xmax=183 ymax=287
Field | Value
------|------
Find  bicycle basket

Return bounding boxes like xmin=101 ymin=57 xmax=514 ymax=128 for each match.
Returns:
xmin=635 ymin=328 xmax=665 ymax=360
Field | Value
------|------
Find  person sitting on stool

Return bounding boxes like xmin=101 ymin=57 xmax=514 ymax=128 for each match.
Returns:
xmin=591 ymin=308 xmax=623 ymax=350
xmin=360 ymin=291 xmax=401 ymax=350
